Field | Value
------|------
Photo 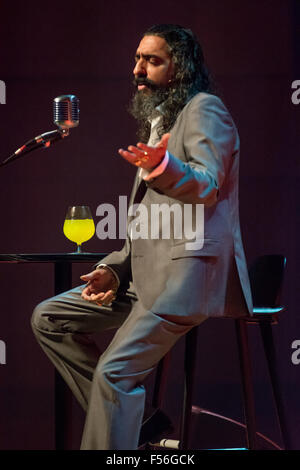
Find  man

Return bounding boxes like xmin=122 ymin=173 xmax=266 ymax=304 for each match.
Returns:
xmin=31 ymin=24 xmax=253 ymax=450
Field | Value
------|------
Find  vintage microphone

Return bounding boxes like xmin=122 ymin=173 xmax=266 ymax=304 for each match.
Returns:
xmin=0 ymin=94 xmax=79 ymax=168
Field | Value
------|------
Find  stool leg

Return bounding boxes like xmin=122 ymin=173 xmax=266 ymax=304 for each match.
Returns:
xmin=235 ymin=319 xmax=258 ymax=449
xmin=180 ymin=327 xmax=198 ymax=450
xmin=152 ymin=352 xmax=172 ymax=409
xmin=54 ymin=261 xmax=73 ymax=450
xmin=259 ymin=320 xmax=292 ymax=449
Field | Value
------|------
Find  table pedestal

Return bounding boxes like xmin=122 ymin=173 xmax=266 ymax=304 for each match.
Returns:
xmin=0 ymin=252 xmax=106 ymax=449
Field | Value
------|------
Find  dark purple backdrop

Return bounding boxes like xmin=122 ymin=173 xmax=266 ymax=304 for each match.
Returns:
xmin=0 ymin=0 xmax=299 ymax=450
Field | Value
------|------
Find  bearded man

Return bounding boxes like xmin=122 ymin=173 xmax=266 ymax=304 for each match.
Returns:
xmin=31 ymin=24 xmax=253 ymax=450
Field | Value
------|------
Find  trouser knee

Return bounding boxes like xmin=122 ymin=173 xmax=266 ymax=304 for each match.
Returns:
xmin=31 ymin=300 xmax=62 ymax=334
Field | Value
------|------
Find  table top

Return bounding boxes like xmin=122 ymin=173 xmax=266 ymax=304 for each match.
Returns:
xmin=0 ymin=253 xmax=107 ymax=263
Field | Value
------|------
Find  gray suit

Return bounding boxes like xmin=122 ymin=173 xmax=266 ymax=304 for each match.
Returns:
xmin=31 ymin=92 xmax=252 ymax=450
xmin=100 ymin=92 xmax=252 ymax=318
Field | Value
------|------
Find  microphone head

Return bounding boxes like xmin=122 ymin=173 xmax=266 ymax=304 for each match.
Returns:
xmin=53 ymin=95 xmax=79 ymax=129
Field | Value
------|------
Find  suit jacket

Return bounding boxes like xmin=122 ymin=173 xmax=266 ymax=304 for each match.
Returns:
xmin=98 ymin=92 xmax=253 ymax=320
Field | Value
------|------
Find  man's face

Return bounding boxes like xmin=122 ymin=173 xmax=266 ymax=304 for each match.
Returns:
xmin=133 ymin=35 xmax=174 ymax=93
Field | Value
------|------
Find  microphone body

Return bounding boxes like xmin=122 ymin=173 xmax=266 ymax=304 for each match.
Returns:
xmin=1 ymin=94 xmax=79 ymax=168
xmin=0 ymin=129 xmax=68 ymax=168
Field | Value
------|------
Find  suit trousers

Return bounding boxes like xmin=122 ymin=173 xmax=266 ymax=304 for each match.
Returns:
xmin=31 ymin=285 xmax=207 ymax=450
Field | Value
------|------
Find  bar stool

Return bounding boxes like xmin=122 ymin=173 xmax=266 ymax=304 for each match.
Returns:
xmin=150 ymin=254 xmax=291 ymax=450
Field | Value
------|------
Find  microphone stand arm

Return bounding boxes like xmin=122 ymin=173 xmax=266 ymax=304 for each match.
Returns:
xmin=0 ymin=128 xmax=69 ymax=168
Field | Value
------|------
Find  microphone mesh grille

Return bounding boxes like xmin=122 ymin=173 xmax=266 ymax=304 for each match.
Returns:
xmin=53 ymin=95 xmax=79 ymax=128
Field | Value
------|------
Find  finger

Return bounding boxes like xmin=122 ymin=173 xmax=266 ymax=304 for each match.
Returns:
xmin=156 ymin=133 xmax=171 ymax=148
xmin=118 ymin=148 xmax=137 ymax=162
xmin=161 ymin=132 xmax=171 ymax=142
xmin=128 ymin=145 xmax=148 ymax=157
xmin=82 ymin=286 xmax=96 ymax=297
xmin=136 ymin=142 xmax=152 ymax=152
xmin=97 ymin=290 xmax=116 ymax=306
xmin=90 ymin=292 xmax=105 ymax=302
xmin=81 ymin=287 xmax=89 ymax=296
xmin=80 ymin=271 xmax=97 ymax=282
xmin=136 ymin=134 xmax=170 ymax=152
xmin=128 ymin=146 xmax=152 ymax=163
xmin=118 ymin=148 xmax=143 ymax=167
xmin=81 ymin=291 xmax=93 ymax=301
xmin=98 ymin=297 xmax=114 ymax=306
xmin=81 ymin=286 xmax=101 ymax=300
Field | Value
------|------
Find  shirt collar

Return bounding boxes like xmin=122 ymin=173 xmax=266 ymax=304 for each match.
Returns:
xmin=148 ymin=103 xmax=164 ymax=123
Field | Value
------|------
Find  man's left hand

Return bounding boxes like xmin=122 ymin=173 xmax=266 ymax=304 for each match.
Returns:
xmin=118 ymin=133 xmax=170 ymax=171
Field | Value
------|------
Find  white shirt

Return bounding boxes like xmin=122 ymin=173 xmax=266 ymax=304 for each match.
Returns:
xmin=139 ymin=111 xmax=169 ymax=181
xmin=97 ymin=108 xmax=169 ymax=286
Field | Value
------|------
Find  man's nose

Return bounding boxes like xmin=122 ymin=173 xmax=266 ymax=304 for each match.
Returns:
xmin=133 ymin=59 xmax=146 ymax=77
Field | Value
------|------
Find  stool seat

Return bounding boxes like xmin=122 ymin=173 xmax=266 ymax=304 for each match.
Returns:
xmin=246 ymin=306 xmax=284 ymax=323
xmin=150 ymin=254 xmax=291 ymax=450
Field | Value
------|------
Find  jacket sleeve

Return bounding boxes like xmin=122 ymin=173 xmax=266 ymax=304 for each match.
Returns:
xmin=95 ymin=236 xmax=132 ymax=290
xmin=147 ymin=93 xmax=237 ymax=206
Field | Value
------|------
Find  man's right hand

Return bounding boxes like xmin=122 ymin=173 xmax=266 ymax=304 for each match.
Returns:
xmin=80 ymin=268 xmax=118 ymax=306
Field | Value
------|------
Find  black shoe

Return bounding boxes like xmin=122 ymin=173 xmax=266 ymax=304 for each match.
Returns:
xmin=138 ymin=408 xmax=174 ymax=447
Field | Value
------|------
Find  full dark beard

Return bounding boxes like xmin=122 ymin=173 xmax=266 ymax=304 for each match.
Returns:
xmin=129 ymin=86 xmax=170 ymax=143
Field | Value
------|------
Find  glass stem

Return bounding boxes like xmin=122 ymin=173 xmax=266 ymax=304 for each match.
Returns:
xmin=76 ymin=244 xmax=82 ymax=253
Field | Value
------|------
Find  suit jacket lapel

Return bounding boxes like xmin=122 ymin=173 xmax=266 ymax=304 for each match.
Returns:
xmin=129 ymin=171 xmax=147 ymax=208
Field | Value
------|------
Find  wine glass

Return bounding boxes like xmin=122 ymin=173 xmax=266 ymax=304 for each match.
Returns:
xmin=63 ymin=206 xmax=95 ymax=253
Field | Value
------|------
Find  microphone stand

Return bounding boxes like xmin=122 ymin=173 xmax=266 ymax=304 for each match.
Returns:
xmin=0 ymin=128 xmax=69 ymax=168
